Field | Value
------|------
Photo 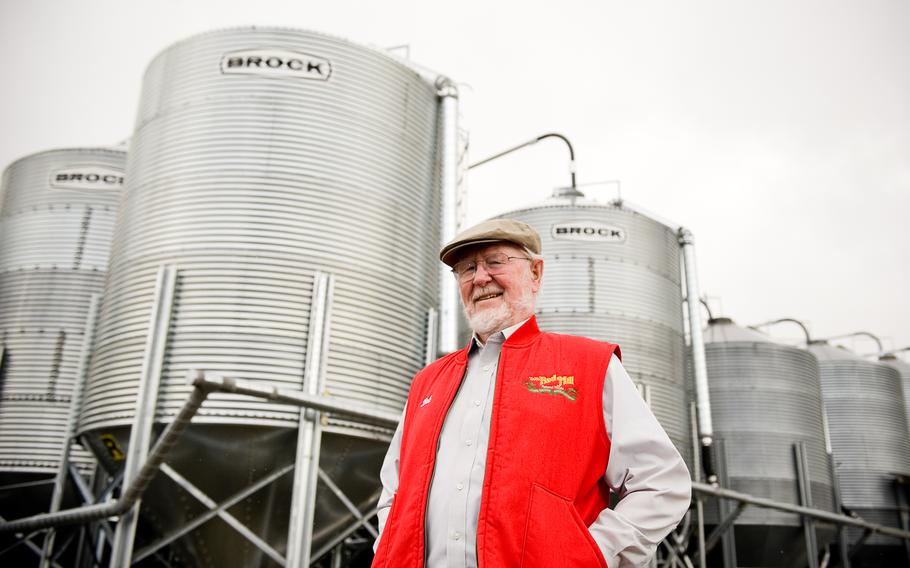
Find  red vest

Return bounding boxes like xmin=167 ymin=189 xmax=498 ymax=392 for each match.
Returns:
xmin=373 ymin=317 xmax=620 ymax=568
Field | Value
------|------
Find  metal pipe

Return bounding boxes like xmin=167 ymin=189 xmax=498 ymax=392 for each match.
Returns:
xmin=678 ymin=228 xmax=714 ymax=480
xmin=0 ymin=383 xmax=211 ymax=534
xmin=424 ymin=308 xmax=439 ymax=366
xmin=192 ymin=372 xmax=401 ymax=427
xmin=468 ymin=132 xmax=579 ymax=194
xmin=692 ymin=481 xmax=910 ymax=540
xmin=819 ymin=331 xmax=884 ymax=357
xmin=748 ymin=317 xmax=813 ymax=344
xmin=436 ymin=76 xmax=461 ymax=355
xmin=699 ymin=298 xmax=714 ymax=322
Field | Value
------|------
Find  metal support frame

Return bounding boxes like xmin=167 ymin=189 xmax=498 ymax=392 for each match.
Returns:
xmin=1 ymin=365 xmax=391 ymax=565
xmin=828 ymin=452 xmax=851 ymax=567
xmin=110 ymin=265 xmax=177 ymax=567
xmin=133 ymin=464 xmax=294 ymax=564
xmin=895 ymin=475 xmax=910 ymax=565
xmin=713 ymin=439 xmax=737 ymax=567
xmin=705 ymin=502 xmax=748 ymax=555
xmin=691 ymin=483 xmax=910 ymax=540
xmin=847 ymin=529 xmax=872 ymax=561
xmin=0 ymin=516 xmax=64 ymax=568
xmin=795 ymin=441 xmax=820 ymax=568
xmin=311 ymin=502 xmax=380 ymax=562
xmin=41 ymin=293 xmax=102 ymax=567
xmin=317 ymin=469 xmax=378 ymax=540
xmin=286 ymin=272 xmax=334 ymax=568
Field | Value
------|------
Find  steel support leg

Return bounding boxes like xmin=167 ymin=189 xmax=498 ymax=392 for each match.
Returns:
xmin=42 ymin=294 xmax=102 ymax=568
xmin=795 ymin=441 xmax=819 ymax=568
xmin=713 ymin=439 xmax=737 ymax=567
xmin=689 ymin=402 xmax=706 ymax=568
xmin=110 ymin=266 xmax=177 ymax=567
xmin=287 ymin=272 xmax=334 ymax=568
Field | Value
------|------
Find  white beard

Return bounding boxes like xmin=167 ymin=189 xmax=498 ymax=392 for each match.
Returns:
xmin=464 ymin=285 xmax=536 ymax=339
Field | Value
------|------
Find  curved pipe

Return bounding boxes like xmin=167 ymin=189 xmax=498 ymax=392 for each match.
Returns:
xmin=819 ymin=331 xmax=884 ymax=357
xmin=699 ymin=298 xmax=714 ymax=322
xmin=748 ymin=318 xmax=813 ymax=345
xmin=468 ymin=132 xmax=578 ymax=194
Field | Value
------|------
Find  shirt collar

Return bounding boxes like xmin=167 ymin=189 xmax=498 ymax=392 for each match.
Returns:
xmin=471 ymin=317 xmax=531 ymax=350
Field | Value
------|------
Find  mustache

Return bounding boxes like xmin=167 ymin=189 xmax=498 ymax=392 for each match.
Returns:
xmin=471 ymin=286 xmax=504 ymax=302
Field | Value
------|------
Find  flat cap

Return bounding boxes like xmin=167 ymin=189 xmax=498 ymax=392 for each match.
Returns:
xmin=439 ymin=218 xmax=541 ymax=266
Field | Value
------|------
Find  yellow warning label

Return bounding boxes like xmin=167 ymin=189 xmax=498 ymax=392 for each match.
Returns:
xmin=99 ymin=433 xmax=125 ymax=461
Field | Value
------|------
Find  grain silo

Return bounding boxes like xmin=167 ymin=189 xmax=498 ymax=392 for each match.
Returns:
xmin=493 ymin=189 xmax=692 ymax=466
xmin=73 ymin=28 xmax=455 ymax=566
xmin=880 ymin=353 xmax=910 ymax=436
xmin=809 ymin=340 xmax=910 ymax=567
xmin=0 ymin=147 xmax=123 ymax=521
xmin=703 ymin=317 xmax=833 ymax=567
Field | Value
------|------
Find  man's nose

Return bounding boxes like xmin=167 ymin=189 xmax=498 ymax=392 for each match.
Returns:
xmin=471 ymin=262 xmax=493 ymax=285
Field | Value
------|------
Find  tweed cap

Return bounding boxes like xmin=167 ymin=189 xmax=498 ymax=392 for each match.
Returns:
xmin=439 ymin=218 xmax=541 ymax=266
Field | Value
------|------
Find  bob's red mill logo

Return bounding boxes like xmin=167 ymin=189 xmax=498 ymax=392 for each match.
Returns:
xmin=50 ymin=166 xmax=124 ymax=190
xmin=551 ymin=221 xmax=626 ymax=243
xmin=220 ymin=49 xmax=332 ymax=80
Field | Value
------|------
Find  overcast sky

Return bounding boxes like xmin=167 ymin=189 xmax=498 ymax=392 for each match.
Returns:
xmin=2 ymin=0 xmax=908 ymax=356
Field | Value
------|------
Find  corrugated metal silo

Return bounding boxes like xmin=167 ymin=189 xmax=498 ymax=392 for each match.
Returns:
xmin=809 ymin=340 xmax=910 ymax=564
xmin=880 ymin=354 xmax=910 ymax=436
xmin=704 ymin=318 xmax=833 ymax=566
xmin=494 ymin=190 xmax=691 ymax=466
xmin=74 ymin=28 xmax=444 ymax=566
xmin=0 ymin=147 xmax=123 ymax=516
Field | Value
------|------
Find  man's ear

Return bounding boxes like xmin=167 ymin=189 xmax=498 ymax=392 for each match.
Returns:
xmin=530 ymin=258 xmax=544 ymax=291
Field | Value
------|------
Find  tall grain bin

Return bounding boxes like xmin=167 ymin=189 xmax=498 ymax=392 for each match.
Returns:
xmin=809 ymin=341 xmax=910 ymax=566
xmin=880 ymin=353 xmax=910 ymax=436
xmin=0 ymin=148 xmax=123 ymax=518
xmin=704 ymin=318 xmax=833 ymax=567
xmin=74 ymin=28 xmax=448 ymax=566
xmin=494 ymin=190 xmax=691 ymax=465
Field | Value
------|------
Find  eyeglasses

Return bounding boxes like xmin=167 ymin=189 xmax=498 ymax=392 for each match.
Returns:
xmin=451 ymin=253 xmax=532 ymax=282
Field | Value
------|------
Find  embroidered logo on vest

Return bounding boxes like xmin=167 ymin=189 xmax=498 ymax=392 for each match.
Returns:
xmin=420 ymin=395 xmax=433 ymax=408
xmin=525 ymin=374 xmax=577 ymax=401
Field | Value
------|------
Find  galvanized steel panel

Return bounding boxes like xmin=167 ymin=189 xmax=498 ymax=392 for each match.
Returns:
xmin=0 ymin=147 xmax=123 ymax=474
xmin=496 ymin=197 xmax=691 ymax=466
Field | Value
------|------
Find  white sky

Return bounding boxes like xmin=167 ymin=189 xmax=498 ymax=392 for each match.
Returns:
xmin=2 ymin=0 xmax=908 ymax=357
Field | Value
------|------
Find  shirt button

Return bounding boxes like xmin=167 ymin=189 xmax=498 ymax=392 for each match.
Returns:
xmin=465 ymin=440 xmax=473 ymax=446
xmin=483 ymin=365 xmax=491 ymax=372
xmin=452 ymin=531 xmax=461 ymax=541
xmin=474 ymin=400 xmax=481 ymax=406
xmin=456 ymin=482 xmax=464 ymax=491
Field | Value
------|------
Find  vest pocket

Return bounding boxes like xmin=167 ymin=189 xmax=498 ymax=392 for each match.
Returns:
xmin=520 ymin=483 xmax=608 ymax=568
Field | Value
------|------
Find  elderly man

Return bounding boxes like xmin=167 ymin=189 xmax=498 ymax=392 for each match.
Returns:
xmin=372 ymin=219 xmax=691 ymax=567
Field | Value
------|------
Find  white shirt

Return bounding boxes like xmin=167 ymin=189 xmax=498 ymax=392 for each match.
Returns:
xmin=375 ymin=321 xmax=691 ymax=567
